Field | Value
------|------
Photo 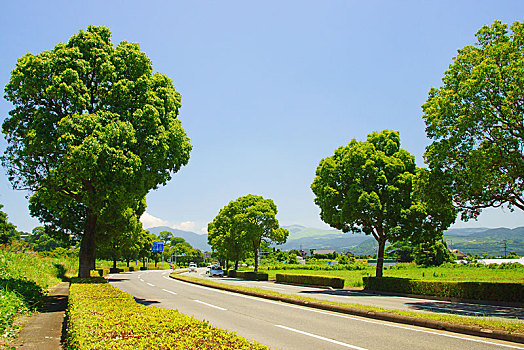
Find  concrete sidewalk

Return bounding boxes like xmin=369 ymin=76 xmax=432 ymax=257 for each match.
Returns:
xmin=13 ymin=282 xmax=69 ymax=349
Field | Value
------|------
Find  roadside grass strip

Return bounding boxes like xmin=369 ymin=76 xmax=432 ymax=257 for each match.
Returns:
xmin=0 ymin=249 xmax=72 ymax=338
xmin=173 ymin=274 xmax=524 ymax=336
xmin=66 ymin=280 xmax=270 ymax=350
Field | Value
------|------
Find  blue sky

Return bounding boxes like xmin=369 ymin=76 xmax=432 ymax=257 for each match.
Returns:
xmin=1 ymin=1 xmax=523 ymax=234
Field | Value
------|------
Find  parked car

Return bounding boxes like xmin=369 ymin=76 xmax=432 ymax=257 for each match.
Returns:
xmin=209 ymin=265 xmax=224 ymax=277
xmin=206 ymin=263 xmax=212 ymax=274
xmin=189 ymin=262 xmax=197 ymax=272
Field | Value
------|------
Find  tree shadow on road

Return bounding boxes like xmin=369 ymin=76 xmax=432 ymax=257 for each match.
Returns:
xmin=134 ymin=297 xmax=161 ymax=306
xmin=405 ymin=301 xmax=524 ymax=319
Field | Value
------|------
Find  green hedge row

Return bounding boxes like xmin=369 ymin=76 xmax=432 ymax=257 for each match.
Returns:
xmin=363 ymin=277 xmax=524 ymax=303
xmin=275 ymin=273 xmax=345 ymax=289
xmin=66 ymin=279 xmax=268 ymax=349
xmin=227 ymin=270 xmax=269 ymax=281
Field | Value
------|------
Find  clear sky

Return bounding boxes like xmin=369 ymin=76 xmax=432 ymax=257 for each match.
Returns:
xmin=1 ymin=1 xmax=523 ymax=234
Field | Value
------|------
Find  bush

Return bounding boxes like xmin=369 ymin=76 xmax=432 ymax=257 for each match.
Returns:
xmin=227 ymin=270 xmax=268 ymax=281
xmin=363 ymin=277 xmax=524 ymax=303
xmin=276 ymin=273 xmax=344 ymax=289
xmin=66 ymin=281 xmax=268 ymax=349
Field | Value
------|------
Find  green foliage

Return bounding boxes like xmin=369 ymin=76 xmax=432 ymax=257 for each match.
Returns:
xmin=66 ymin=281 xmax=268 ymax=349
xmin=209 ymin=194 xmax=289 ymax=271
xmin=25 ymin=226 xmax=73 ymax=252
xmin=227 ymin=270 xmax=269 ymax=281
xmin=276 ymin=273 xmax=345 ymax=289
xmin=2 ymin=26 xmax=191 ymax=277
xmin=0 ymin=248 xmax=77 ymax=337
xmin=363 ymin=277 xmax=524 ymax=303
xmin=423 ymin=20 xmax=524 ymax=217
xmin=311 ymin=130 xmax=456 ymax=277
xmin=0 ymin=204 xmax=18 ymax=245
xmin=414 ymin=240 xmax=455 ymax=266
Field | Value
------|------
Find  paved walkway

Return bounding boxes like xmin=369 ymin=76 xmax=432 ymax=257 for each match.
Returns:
xmin=13 ymin=282 xmax=69 ymax=349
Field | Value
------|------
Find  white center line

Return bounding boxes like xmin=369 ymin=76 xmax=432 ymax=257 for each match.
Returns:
xmin=162 ymin=289 xmax=177 ymax=295
xmin=276 ymin=325 xmax=367 ymax=350
xmin=147 ymin=282 xmax=155 ymax=287
xmin=193 ymin=299 xmax=227 ymax=311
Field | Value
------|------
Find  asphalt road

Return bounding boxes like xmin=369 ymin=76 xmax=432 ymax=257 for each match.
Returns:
xmin=108 ymin=270 xmax=523 ymax=350
xmin=187 ymin=268 xmax=524 ymax=321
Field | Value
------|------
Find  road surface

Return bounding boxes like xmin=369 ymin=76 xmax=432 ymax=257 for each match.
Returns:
xmin=186 ymin=268 xmax=524 ymax=321
xmin=108 ymin=270 xmax=523 ymax=350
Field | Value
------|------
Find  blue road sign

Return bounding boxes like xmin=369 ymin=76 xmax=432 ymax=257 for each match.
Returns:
xmin=152 ymin=242 xmax=164 ymax=251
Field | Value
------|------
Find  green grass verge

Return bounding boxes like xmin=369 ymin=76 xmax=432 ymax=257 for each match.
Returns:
xmin=258 ymin=263 xmax=524 ymax=287
xmin=66 ymin=279 xmax=270 ymax=349
xmin=173 ymin=274 xmax=524 ymax=335
xmin=0 ymin=248 xmax=77 ymax=339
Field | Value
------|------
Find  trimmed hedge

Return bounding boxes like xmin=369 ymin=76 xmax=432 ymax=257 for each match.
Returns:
xmin=276 ymin=273 xmax=345 ymax=289
xmin=363 ymin=277 xmax=524 ymax=303
xmin=66 ymin=279 xmax=268 ymax=349
xmin=227 ymin=270 xmax=269 ymax=281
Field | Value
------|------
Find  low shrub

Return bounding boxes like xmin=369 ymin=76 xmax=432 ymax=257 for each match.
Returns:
xmin=262 ymin=263 xmax=367 ymax=271
xmin=363 ymin=277 xmax=524 ymax=303
xmin=228 ymin=270 xmax=268 ymax=281
xmin=66 ymin=280 xmax=268 ymax=349
xmin=276 ymin=273 xmax=345 ymax=289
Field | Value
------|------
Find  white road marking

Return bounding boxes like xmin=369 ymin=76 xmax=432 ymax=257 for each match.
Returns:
xmin=173 ymin=279 xmax=524 ymax=349
xmin=147 ymin=283 xmax=155 ymax=287
xmin=276 ymin=325 xmax=367 ymax=349
xmin=162 ymin=289 xmax=177 ymax=295
xmin=415 ymin=305 xmax=484 ymax=315
xmin=193 ymin=299 xmax=227 ymax=311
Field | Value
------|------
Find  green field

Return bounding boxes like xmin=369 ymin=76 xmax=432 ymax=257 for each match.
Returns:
xmin=258 ymin=263 xmax=524 ymax=287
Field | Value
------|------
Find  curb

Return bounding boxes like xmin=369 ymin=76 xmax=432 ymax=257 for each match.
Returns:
xmin=171 ymin=275 xmax=524 ymax=345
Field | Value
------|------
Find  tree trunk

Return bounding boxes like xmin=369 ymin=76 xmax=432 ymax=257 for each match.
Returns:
xmin=376 ymin=238 xmax=386 ymax=278
xmin=234 ymin=259 xmax=239 ymax=270
xmin=78 ymin=209 xmax=97 ymax=278
xmin=254 ymin=247 xmax=259 ymax=272
xmin=126 ymin=259 xmax=130 ymax=267
xmin=113 ymin=257 xmax=117 ymax=269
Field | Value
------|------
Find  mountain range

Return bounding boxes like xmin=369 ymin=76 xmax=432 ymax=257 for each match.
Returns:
xmin=146 ymin=225 xmax=524 ymax=256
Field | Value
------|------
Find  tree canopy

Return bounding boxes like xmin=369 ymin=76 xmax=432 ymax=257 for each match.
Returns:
xmin=423 ymin=20 xmax=524 ymax=219
xmin=208 ymin=194 xmax=288 ymax=272
xmin=0 ymin=204 xmax=17 ymax=245
xmin=1 ymin=26 xmax=191 ymax=277
xmin=311 ymin=130 xmax=456 ymax=277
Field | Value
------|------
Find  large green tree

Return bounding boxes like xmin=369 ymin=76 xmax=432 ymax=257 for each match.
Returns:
xmin=423 ymin=20 xmax=524 ymax=219
xmin=2 ymin=26 xmax=191 ymax=277
xmin=311 ymin=130 xmax=456 ymax=277
xmin=208 ymin=200 xmax=251 ymax=270
xmin=208 ymin=195 xmax=288 ymax=272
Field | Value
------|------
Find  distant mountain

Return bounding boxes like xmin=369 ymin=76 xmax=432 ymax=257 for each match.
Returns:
xmin=443 ymin=227 xmax=490 ymax=237
xmin=444 ymin=226 xmax=524 ymax=256
xmin=279 ymin=225 xmax=368 ymax=252
xmin=147 ymin=226 xmax=211 ymax=251
xmin=145 ymin=225 xmax=523 ymax=256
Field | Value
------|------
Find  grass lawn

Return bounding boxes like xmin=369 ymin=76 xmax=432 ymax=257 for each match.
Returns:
xmin=257 ymin=263 xmax=524 ymax=287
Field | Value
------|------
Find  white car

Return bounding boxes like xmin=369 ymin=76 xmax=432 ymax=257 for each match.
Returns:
xmin=209 ymin=265 xmax=224 ymax=277
xmin=189 ymin=263 xmax=197 ymax=272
